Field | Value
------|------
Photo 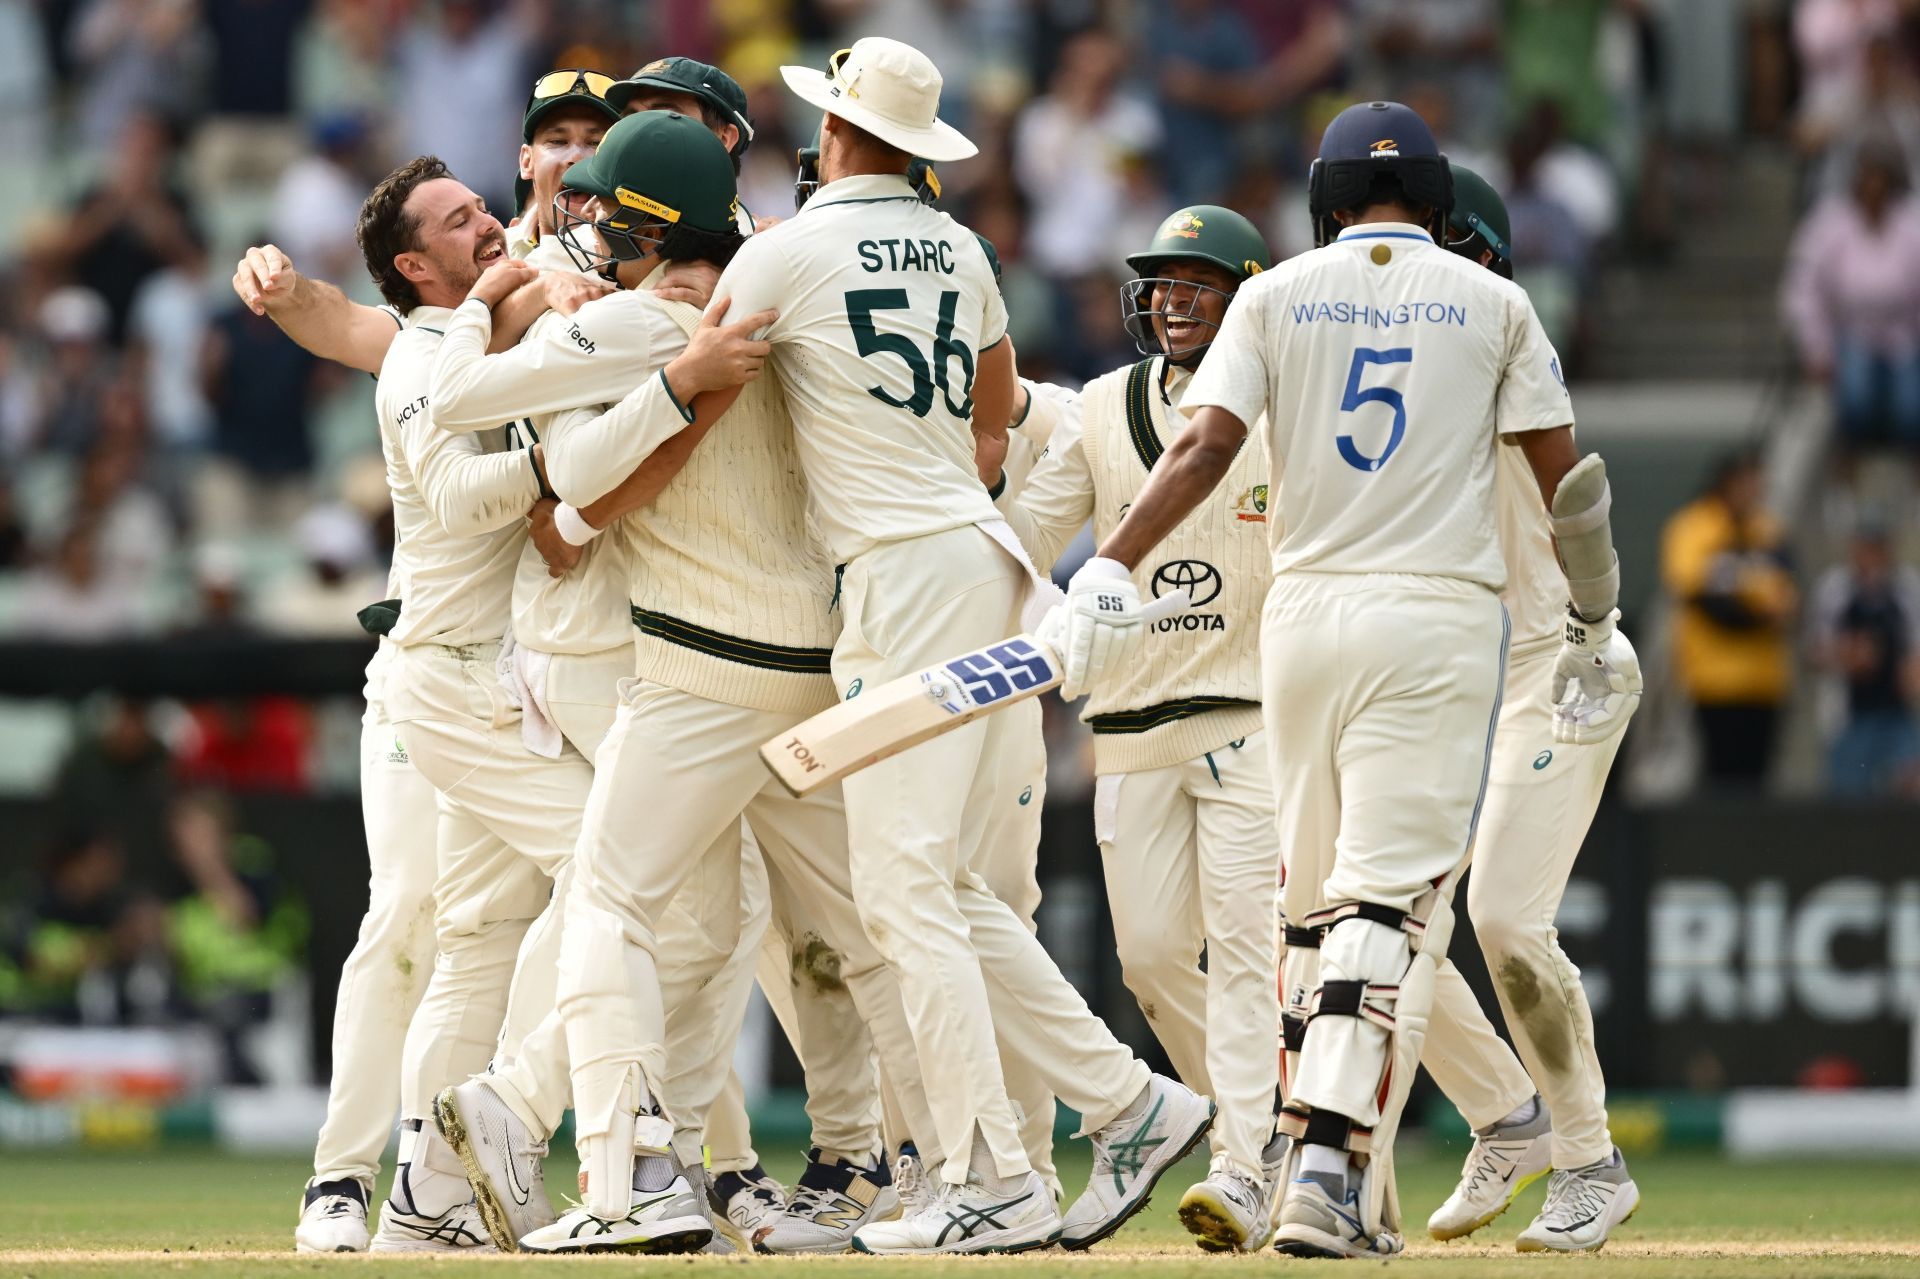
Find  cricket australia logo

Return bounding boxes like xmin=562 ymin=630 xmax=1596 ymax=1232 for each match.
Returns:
xmin=1233 ymin=484 xmax=1268 ymax=522
xmin=1150 ymin=559 xmax=1226 ymax=631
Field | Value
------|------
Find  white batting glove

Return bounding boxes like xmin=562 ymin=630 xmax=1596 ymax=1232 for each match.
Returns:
xmin=1045 ymin=558 xmax=1145 ymax=700
xmin=1552 ymin=608 xmax=1643 ymax=745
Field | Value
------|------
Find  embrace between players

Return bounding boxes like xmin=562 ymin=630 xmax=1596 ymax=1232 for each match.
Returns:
xmin=234 ymin=36 xmax=1643 ymax=1262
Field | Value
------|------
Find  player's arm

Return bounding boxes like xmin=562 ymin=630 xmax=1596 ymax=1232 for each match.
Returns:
xmin=972 ymin=337 xmax=1016 ymax=485
xmin=383 ymin=351 xmax=540 ymax=536
xmin=232 ymin=244 xmax=400 ymax=375
xmin=1098 ymin=405 xmax=1247 ymax=569
xmin=998 ymin=384 xmax=1095 ymax=574
xmin=489 ymin=269 xmax=614 ymax=351
xmin=430 ymin=261 xmax=650 ymax=432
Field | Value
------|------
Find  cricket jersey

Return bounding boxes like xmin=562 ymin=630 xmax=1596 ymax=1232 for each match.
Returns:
xmin=377 ymin=306 xmax=541 ymax=647
xmin=1185 ymin=222 xmax=1573 ymax=591
xmin=708 ymin=172 xmax=1008 ymax=564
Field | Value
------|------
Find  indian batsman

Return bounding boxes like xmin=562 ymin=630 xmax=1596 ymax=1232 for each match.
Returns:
xmin=1051 ymin=101 xmax=1636 ymax=1259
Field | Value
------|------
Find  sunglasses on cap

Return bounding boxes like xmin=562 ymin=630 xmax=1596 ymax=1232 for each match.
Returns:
xmin=528 ymin=69 xmax=616 ymax=108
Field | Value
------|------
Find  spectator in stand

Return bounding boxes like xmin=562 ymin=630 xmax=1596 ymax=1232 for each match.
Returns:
xmin=196 ymin=0 xmax=316 ymax=192
xmin=67 ymin=0 xmax=200 ymax=154
xmin=270 ymin=115 xmax=378 ymax=285
xmin=49 ymin=697 xmax=180 ymax=886
xmin=1795 ymin=0 xmax=1905 ymax=158
xmin=1810 ymin=523 xmax=1920 ymax=794
xmin=0 ymin=477 xmax=30 ymax=569
xmin=71 ymin=427 xmax=176 ymax=597
xmin=58 ymin=112 xmax=202 ymax=346
xmin=1502 ymin=0 xmax=1618 ymax=148
xmin=163 ymin=790 xmax=308 ymax=1082
xmin=1148 ymin=0 xmax=1261 ymax=203
xmin=257 ymin=504 xmax=386 ymax=637
xmin=1013 ymin=27 xmax=1162 ymax=279
xmin=198 ymin=290 xmax=324 ymax=536
xmin=291 ymin=0 xmax=394 ymax=124
xmin=1350 ymin=0 xmax=1503 ymax=148
xmin=1801 ymin=33 xmax=1920 ymax=197
xmin=1662 ymin=451 xmax=1799 ymax=787
xmin=0 ymin=830 xmax=173 ymax=1025
xmin=394 ymin=0 xmax=542 ymax=212
xmin=31 ymin=287 xmax=115 ymax=458
xmin=1782 ymin=142 xmax=1920 ymax=477
xmin=12 ymin=520 xmax=150 ymax=639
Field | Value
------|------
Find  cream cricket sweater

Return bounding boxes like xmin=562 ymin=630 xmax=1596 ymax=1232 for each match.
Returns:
xmin=546 ymin=308 xmax=840 ymax=716
xmin=1002 ymin=357 xmax=1270 ymax=773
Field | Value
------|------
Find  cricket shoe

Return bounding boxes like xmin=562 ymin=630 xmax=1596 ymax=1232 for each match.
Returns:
xmin=294 ymin=1177 xmax=369 ymax=1253
xmin=518 ymin=1162 xmax=712 ymax=1255
xmin=710 ymin=1162 xmax=786 ymax=1241
xmin=368 ymin=1197 xmax=489 ymax=1252
xmin=891 ymin=1143 xmax=936 ymax=1217
xmin=755 ymin=1148 xmax=896 ymax=1254
xmin=432 ymin=1080 xmax=554 ymax=1251
xmin=1427 ymin=1095 xmax=1553 ymax=1240
xmin=1272 ymin=1165 xmax=1403 ymax=1259
xmin=683 ymin=1161 xmax=746 ymax=1253
xmin=1177 ymin=1160 xmax=1272 ymax=1252
xmin=1515 ymin=1148 xmax=1639 ymax=1253
xmin=1060 ymin=1073 xmax=1216 ymax=1249
xmin=851 ymin=1169 xmax=1059 ymax=1255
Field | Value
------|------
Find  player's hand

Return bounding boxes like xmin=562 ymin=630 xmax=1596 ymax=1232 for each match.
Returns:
xmin=664 ymin=296 xmax=776 ymax=399
xmin=233 ymin=244 xmax=297 ymax=315
xmin=542 ymin=268 xmax=613 ymax=316
xmin=1552 ymin=608 xmax=1642 ymax=745
xmin=528 ymin=498 xmax=583 ymax=578
xmin=654 ymin=258 xmax=722 ymax=307
xmin=1048 ymin=557 xmax=1145 ymax=700
xmin=468 ymin=257 xmax=538 ymax=308
xmin=752 ymin=214 xmax=784 ymax=234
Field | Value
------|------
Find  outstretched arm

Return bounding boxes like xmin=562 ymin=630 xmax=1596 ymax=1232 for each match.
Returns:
xmin=1095 ymin=405 xmax=1248 ymax=569
xmin=232 ymin=244 xmax=399 ymax=374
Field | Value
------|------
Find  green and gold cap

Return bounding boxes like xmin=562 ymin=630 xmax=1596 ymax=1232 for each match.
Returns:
xmin=1124 ymin=204 xmax=1271 ymax=283
xmin=608 ymin=57 xmax=754 ymax=156
xmin=562 ymin=110 xmax=741 ymax=235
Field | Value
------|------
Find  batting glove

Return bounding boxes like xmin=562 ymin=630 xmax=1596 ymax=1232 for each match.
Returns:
xmin=1552 ymin=608 xmax=1643 ymax=745
xmin=1041 ymin=558 xmax=1145 ymax=700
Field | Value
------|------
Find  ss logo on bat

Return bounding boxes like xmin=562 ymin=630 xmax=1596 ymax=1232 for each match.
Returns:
xmin=944 ymin=640 xmax=1055 ymax=706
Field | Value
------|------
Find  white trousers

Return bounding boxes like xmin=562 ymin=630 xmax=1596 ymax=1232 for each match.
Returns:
xmin=1420 ymin=643 xmax=1623 ymax=1168
xmin=385 ymin=641 xmax=592 ymax=1123
xmin=1094 ymin=729 xmax=1279 ymax=1178
xmin=309 ymin=690 xmax=440 ymax=1186
xmin=1264 ymin=574 xmax=1504 ymax=1131
xmin=552 ymin=681 xmax=939 ymax=1180
xmin=837 ymin=525 xmax=1147 ymax=1184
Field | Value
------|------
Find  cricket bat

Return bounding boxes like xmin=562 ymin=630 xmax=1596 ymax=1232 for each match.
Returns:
xmin=760 ymin=590 xmax=1191 ymax=797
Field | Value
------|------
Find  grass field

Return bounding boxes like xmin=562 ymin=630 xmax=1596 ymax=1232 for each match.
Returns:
xmin=4 ymin=1142 xmax=1919 ymax=1277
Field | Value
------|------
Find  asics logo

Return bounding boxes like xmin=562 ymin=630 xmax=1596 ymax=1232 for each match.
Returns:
xmin=933 ymin=1190 xmax=1034 ymax=1246
xmin=1108 ymin=1097 xmax=1166 ymax=1193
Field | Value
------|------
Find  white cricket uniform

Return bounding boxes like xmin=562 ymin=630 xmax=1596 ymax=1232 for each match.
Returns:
xmin=309 ymin=635 xmax=440 ymax=1187
xmin=1419 ymin=434 xmax=1623 ymax=1170
xmin=713 ymin=171 xmax=1151 ymax=1185
xmin=1183 ymin=222 xmax=1571 ymax=1220
xmin=374 ymin=305 xmax=597 ymax=1135
xmin=1000 ymin=357 xmax=1278 ymax=1179
xmin=475 ymin=314 xmax=940 ymax=1209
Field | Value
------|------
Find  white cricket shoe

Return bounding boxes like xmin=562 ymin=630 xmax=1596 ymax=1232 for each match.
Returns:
xmin=517 ymin=1169 xmax=712 ymax=1255
xmin=682 ymin=1162 xmax=746 ymax=1253
xmin=432 ymin=1080 xmax=554 ymax=1251
xmin=1272 ymin=1166 xmax=1403 ymax=1259
xmin=295 ymin=1178 xmax=370 ymax=1253
xmin=852 ymin=1169 xmax=1058 ymax=1255
xmin=1515 ymin=1149 xmax=1639 ymax=1253
xmin=369 ymin=1197 xmax=489 ymax=1252
xmin=1059 ymin=1074 xmax=1216 ymax=1249
xmin=1427 ymin=1097 xmax=1554 ymax=1240
xmin=756 ymin=1148 xmax=896 ymax=1254
xmin=710 ymin=1163 xmax=786 ymax=1241
xmin=1177 ymin=1161 xmax=1272 ymax=1252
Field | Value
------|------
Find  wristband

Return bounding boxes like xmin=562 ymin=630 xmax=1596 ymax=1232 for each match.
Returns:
xmin=554 ymin=502 xmax=603 ymax=546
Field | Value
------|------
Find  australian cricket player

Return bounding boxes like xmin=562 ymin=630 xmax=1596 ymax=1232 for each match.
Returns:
xmin=998 ymin=204 xmax=1284 ymax=1253
xmin=1052 ymin=101 xmax=1635 ymax=1259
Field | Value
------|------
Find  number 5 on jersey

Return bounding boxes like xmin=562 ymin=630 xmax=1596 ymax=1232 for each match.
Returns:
xmin=1338 ymin=346 xmax=1413 ymax=472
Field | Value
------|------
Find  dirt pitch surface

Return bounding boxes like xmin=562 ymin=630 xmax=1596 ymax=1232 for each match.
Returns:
xmin=4 ymin=1144 xmax=1918 ymax=1277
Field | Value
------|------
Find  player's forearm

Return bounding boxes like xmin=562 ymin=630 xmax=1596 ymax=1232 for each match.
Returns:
xmin=415 ymin=435 xmax=542 ymax=535
xmin=268 ymin=275 xmax=394 ymax=374
xmin=1096 ymin=407 xmax=1244 ymax=570
xmin=489 ymin=278 xmax=553 ymax=351
xmin=575 ymin=390 xmax=735 ymax=526
xmin=546 ymin=372 xmax=726 ymax=506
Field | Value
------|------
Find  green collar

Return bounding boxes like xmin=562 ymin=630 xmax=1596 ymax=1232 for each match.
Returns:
xmin=805 ymin=172 xmax=919 ymax=209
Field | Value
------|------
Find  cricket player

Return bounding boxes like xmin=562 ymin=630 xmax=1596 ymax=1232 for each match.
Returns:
xmin=351 ymin=155 xmax=584 ymax=1252
xmin=1416 ymin=165 xmax=1642 ymax=1252
xmin=997 ymin=204 xmax=1284 ymax=1253
xmin=1051 ymin=101 xmax=1636 ymax=1259
xmin=418 ymin=116 xmax=946 ymax=1256
xmin=713 ymin=37 xmax=1213 ymax=1256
